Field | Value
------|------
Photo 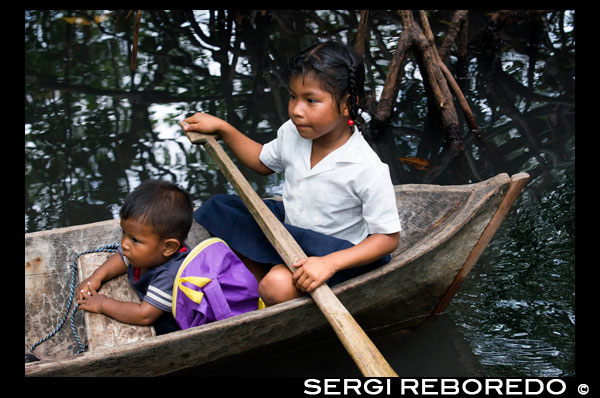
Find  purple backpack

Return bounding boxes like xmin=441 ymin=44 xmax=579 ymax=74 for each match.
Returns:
xmin=172 ymin=238 xmax=264 ymax=329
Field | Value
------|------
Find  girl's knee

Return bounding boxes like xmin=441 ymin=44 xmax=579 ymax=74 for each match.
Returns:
xmin=258 ymin=265 xmax=302 ymax=306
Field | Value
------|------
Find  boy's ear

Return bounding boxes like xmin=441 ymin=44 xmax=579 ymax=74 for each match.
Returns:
xmin=162 ymin=238 xmax=181 ymax=257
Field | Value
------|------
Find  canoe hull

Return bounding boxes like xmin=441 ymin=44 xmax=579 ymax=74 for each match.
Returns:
xmin=25 ymin=173 xmax=524 ymax=376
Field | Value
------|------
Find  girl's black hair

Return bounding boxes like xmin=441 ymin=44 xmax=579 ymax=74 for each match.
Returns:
xmin=120 ymin=180 xmax=193 ymax=242
xmin=288 ymin=41 xmax=366 ymax=126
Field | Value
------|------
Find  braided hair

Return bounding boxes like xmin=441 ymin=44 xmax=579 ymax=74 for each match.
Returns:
xmin=288 ymin=41 xmax=366 ymax=129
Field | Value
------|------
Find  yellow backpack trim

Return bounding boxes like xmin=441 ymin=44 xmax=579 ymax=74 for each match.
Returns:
xmin=172 ymin=237 xmax=226 ymax=319
xmin=172 ymin=237 xmax=266 ymax=320
xmin=177 ymin=276 xmax=212 ymax=304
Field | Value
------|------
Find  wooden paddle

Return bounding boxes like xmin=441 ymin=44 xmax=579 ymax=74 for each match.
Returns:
xmin=180 ymin=121 xmax=397 ymax=377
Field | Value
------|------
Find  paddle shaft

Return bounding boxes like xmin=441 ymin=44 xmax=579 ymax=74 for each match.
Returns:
xmin=181 ymin=122 xmax=397 ymax=377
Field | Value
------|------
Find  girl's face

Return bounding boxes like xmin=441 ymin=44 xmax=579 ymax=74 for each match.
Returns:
xmin=120 ymin=218 xmax=169 ymax=269
xmin=288 ymin=73 xmax=350 ymax=142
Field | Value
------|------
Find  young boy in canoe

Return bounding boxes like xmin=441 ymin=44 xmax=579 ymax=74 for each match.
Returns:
xmin=183 ymin=41 xmax=401 ymax=306
xmin=77 ymin=180 xmax=193 ymax=334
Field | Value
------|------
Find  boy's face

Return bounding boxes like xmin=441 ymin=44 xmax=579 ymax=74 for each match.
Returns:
xmin=120 ymin=217 xmax=171 ymax=269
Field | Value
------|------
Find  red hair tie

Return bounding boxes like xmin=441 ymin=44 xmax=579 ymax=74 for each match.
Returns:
xmin=347 ymin=119 xmax=354 ymax=126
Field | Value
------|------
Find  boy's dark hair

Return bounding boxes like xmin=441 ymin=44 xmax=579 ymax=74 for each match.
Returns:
xmin=120 ymin=180 xmax=193 ymax=242
xmin=288 ymin=41 xmax=366 ymax=124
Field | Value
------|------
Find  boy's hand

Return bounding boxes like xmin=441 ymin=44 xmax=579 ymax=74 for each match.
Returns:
xmin=292 ymin=257 xmax=337 ymax=293
xmin=76 ymin=278 xmax=101 ymax=302
xmin=77 ymin=285 xmax=107 ymax=314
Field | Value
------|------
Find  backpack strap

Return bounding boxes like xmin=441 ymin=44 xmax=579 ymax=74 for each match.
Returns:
xmin=176 ymin=276 xmax=233 ymax=320
xmin=176 ymin=276 xmax=211 ymax=304
xmin=172 ymin=238 xmax=223 ymax=319
xmin=202 ymin=279 xmax=233 ymax=320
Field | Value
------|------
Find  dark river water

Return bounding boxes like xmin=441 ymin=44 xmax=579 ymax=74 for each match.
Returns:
xmin=25 ymin=10 xmax=575 ymax=378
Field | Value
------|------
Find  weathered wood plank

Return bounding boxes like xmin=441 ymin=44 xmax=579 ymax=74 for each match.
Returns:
xmin=77 ymin=252 xmax=155 ymax=351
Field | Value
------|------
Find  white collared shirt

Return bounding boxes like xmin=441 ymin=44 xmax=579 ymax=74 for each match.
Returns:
xmin=259 ymin=119 xmax=401 ymax=245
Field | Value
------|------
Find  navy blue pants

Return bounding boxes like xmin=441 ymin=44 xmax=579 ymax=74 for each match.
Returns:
xmin=194 ymin=194 xmax=390 ymax=286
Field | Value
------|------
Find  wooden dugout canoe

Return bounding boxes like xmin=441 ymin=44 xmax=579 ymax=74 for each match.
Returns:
xmin=25 ymin=172 xmax=528 ymax=376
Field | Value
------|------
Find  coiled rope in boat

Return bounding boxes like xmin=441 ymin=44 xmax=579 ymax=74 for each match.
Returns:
xmin=27 ymin=242 xmax=120 ymax=360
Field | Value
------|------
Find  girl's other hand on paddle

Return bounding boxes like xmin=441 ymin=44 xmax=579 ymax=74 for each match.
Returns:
xmin=182 ymin=112 xmax=225 ymax=135
xmin=292 ymin=257 xmax=337 ymax=293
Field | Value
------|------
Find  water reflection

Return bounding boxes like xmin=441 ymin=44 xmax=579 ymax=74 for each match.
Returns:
xmin=452 ymin=165 xmax=575 ymax=376
xmin=25 ymin=10 xmax=574 ymax=377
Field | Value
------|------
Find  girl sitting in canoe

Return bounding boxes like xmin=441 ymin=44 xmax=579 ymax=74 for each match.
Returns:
xmin=77 ymin=180 xmax=193 ymax=334
xmin=183 ymin=40 xmax=401 ymax=306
